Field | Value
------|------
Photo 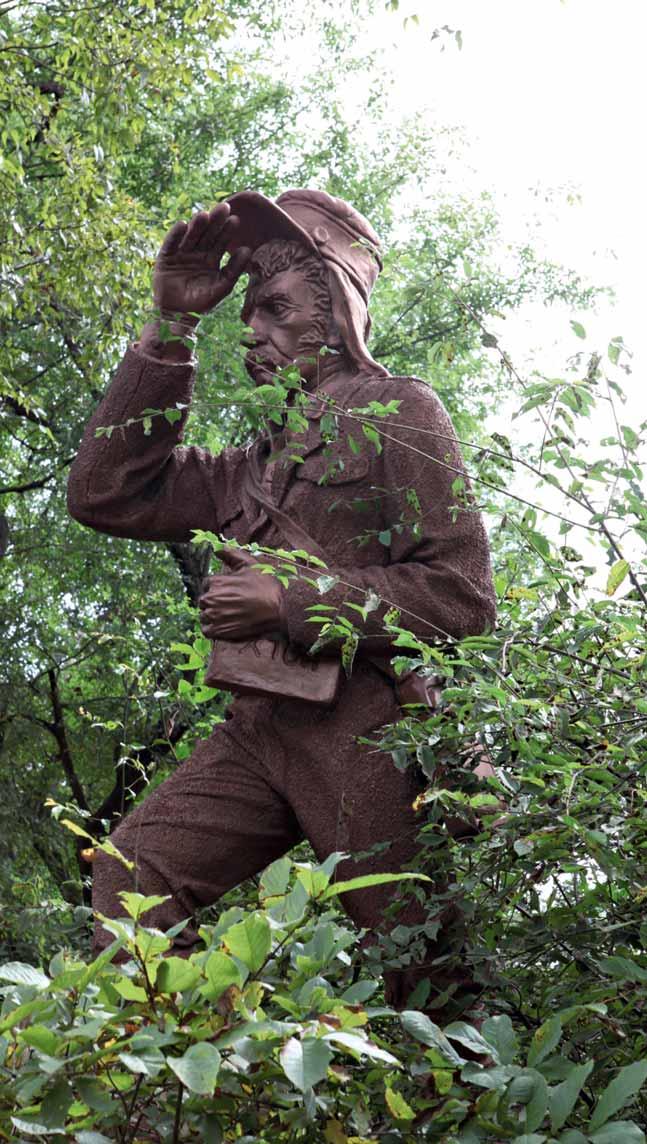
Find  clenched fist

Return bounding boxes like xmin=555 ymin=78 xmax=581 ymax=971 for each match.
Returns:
xmin=199 ymin=548 xmax=285 ymax=642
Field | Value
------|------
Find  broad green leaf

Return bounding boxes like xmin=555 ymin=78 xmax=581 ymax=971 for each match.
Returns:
xmin=75 ymin=1078 xmax=114 ymax=1114
xmin=324 ymin=1031 xmax=399 ymax=1065
xmin=527 ymin=1016 xmax=562 ymax=1067
xmin=117 ymin=892 xmax=170 ymax=919
xmin=0 ymin=963 xmax=50 ymax=989
xmin=11 ymin=1116 xmax=57 ymax=1137
xmin=201 ymin=951 xmax=242 ymax=1001
xmin=401 ymin=1011 xmax=465 ymax=1065
xmin=155 ymin=956 xmax=202 ymax=994
xmin=168 ymin=1042 xmax=221 ymax=1094
xmin=40 ymin=1079 xmax=74 ymax=1128
xmin=570 ymin=320 xmax=586 ymax=338
xmin=482 ymin=1014 xmax=519 ymax=1064
xmin=526 ymin=1070 xmax=549 ymax=1132
xmin=0 ymin=999 xmax=52 ymax=1034
xmin=320 ymin=871 xmax=429 ymax=901
xmin=259 ymin=855 xmax=292 ymax=900
xmin=589 ymin=1060 xmax=647 ymax=1131
xmin=445 ymin=1020 xmax=496 ymax=1060
xmin=589 ymin=1123 xmax=646 ymax=1144
xmin=118 ymin=1045 xmax=165 ymax=1076
xmin=18 ymin=1025 xmax=61 ymax=1055
xmin=549 ymin=1060 xmax=594 ymax=1131
xmin=280 ymin=1036 xmax=332 ymax=1091
xmin=599 ymin=956 xmax=647 ymax=983
xmin=223 ymin=913 xmax=271 ymax=973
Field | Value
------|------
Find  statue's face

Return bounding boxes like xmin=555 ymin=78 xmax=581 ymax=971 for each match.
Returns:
xmin=243 ymin=268 xmax=328 ymax=388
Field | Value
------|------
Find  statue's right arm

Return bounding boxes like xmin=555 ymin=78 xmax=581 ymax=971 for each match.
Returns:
xmin=68 ymin=204 xmax=251 ymax=541
xmin=66 ymin=342 xmax=242 ymax=542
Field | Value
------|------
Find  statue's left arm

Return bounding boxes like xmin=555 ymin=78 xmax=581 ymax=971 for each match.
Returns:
xmin=281 ymin=379 xmax=496 ymax=650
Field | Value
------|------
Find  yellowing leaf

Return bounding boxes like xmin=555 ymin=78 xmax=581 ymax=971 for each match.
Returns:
xmin=606 ymin=558 xmax=630 ymax=596
xmin=385 ymin=1085 xmax=415 ymax=1121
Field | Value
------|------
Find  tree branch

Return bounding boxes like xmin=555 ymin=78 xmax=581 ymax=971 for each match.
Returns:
xmin=47 ymin=668 xmax=89 ymax=812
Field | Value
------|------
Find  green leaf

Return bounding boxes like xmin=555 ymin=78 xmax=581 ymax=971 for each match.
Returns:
xmin=400 ymin=1011 xmax=465 ymax=1065
xmin=40 ymin=1079 xmax=73 ymax=1128
xmin=527 ymin=1016 xmax=562 ymax=1067
xmin=589 ymin=1060 xmax=647 ymax=1132
xmin=589 ymin=1123 xmax=646 ymax=1144
xmin=75 ymin=1078 xmax=114 ymax=1114
xmin=11 ymin=1116 xmax=57 ymax=1137
xmin=118 ymin=891 xmax=169 ymax=919
xmin=526 ymin=1070 xmax=549 ymax=1131
xmin=163 ymin=407 xmax=183 ymax=424
xmin=18 ymin=1025 xmax=61 ymax=1055
xmin=481 ymin=1014 xmax=519 ymax=1064
xmin=570 ymin=320 xmax=586 ymax=339
xmin=606 ymin=559 xmax=630 ymax=596
xmin=75 ymin=1132 xmax=114 ymax=1144
xmin=155 ymin=956 xmax=202 ymax=993
xmin=118 ymin=1044 xmax=165 ymax=1077
xmin=378 ymin=529 xmax=392 ymax=546
xmin=362 ymin=423 xmax=382 ymax=454
xmin=280 ymin=1036 xmax=332 ymax=1091
xmin=223 ymin=913 xmax=271 ymax=973
xmin=445 ymin=1020 xmax=496 ymax=1060
xmin=0 ymin=963 xmax=50 ymax=989
xmin=549 ymin=1060 xmax=594 ymax=1131
xmin=201 ymin=951 xmax=242 ymax=1001
xmin=599 ymin=956 xmax=647 ymax=983
xmin=324 ymin=1030 xmax=399 ymax=1065
xmin=168 ymin=1042 xmax=222 ymax=1094
xmin=320 ymin=871 xmax=429 ymax=901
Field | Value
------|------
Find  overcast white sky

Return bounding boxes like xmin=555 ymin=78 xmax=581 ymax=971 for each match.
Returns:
xmin=364 ymin=0 xmax=645 ymax=423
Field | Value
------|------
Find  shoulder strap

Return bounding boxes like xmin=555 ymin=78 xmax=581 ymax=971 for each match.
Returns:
xmin=245 ymin=448 xmax=328 ymax=564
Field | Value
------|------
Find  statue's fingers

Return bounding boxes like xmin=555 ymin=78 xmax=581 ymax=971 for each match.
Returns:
xmin=209 ymin=214 xmax=241 ymax=266
xmin=159 ymin=220 xmax=188 ymax=256
xmin=195 ymin=202 xmax=232 ymax=250
xmin=179 ymin=210 xmax=211 ymax=252
xmin=223 ymin=246 xmax=251 ymax=283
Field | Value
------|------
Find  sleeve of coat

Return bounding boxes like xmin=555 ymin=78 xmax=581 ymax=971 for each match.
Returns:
xmin=67 ymin=346 xmax=243 ymax=542
xmin=281 ymin=378 xmax=497 ymax=650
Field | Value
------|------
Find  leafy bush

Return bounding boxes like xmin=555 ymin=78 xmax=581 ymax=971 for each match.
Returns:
xmin=1 ymin=851 xmax=646 ymax=1142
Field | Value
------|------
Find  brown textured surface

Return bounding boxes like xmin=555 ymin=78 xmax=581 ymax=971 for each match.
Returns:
xmin=67 ymin=346 xmax=496 ymax=1008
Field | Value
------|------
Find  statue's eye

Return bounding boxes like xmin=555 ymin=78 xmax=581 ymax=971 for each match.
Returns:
xmin=265 ymin=301 xmax=287 ymax=317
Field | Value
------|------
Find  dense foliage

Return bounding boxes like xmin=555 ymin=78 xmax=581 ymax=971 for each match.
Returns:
xmin=1 ymin=1 xmax=646 ymax=1141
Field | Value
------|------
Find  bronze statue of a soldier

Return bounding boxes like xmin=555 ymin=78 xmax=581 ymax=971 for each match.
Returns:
xmin=67 ymin=190 xmax=496 ymax=1015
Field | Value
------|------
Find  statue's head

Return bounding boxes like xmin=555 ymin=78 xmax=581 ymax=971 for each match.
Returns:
xmin=225 ymin=189 xmax=388 ymax=387
xmin=241 ymin=239 xmax=338 ymax=386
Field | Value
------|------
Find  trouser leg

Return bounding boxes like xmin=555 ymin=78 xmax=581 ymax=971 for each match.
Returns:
xmin=272 ymin=660 xmax=480 ymax=1017
xmin=92 ymin=719 xmax=303 ymax=955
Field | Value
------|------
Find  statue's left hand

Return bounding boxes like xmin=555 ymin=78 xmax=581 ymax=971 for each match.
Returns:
xmin=198 ymin=549 xmax=285 ymax=641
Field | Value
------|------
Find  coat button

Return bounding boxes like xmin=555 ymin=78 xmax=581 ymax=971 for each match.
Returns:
xmin=313 ymin=225 xmax=329 ymax=245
